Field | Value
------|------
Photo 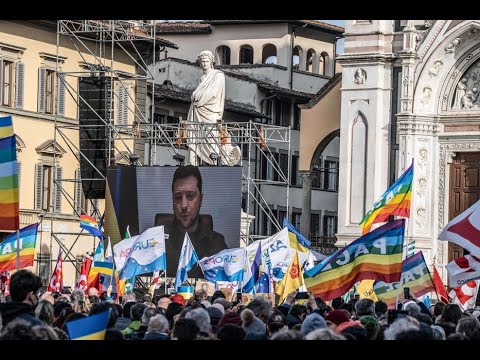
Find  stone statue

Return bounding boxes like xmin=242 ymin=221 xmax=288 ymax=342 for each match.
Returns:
xmin=187 ymin=50 xmax=240 ymax=166
xmin=461 ymin=87 xmax=478 ymax=109
xmin=354 ymin=68 xmax=366 ymax=84
xmin=453 ymin=78 xmax=467 ymax=109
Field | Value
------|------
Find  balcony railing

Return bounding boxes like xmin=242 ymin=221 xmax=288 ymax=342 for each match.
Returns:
xmin=309 ymin=235 xmax=338 ymax=255
xmin=20 ymin=210 xmax=41 ymax=228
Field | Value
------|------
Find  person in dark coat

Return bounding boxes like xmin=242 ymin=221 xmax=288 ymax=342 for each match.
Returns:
xmin=0 ymin=270 xmax=43 ymax=327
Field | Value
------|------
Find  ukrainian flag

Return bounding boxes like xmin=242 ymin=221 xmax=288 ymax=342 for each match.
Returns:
xmin=177 ymin=285 xmax=194 ymax=300
xmin=66 ymin=309 xmax=110 ymax=340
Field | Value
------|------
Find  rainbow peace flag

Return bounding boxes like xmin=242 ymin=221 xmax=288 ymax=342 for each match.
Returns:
xmin=66 ymin=309 xmax=110 ymax=340
xmin=0 ymin=223 xmax=38 ymax=272
xmin=360 ymin=162 xmax=413 ymax=235
xmin=80 ymin=214 xmax=104 ymax=238
xmin=0 ymin=116 xmax=19 ymax=231
xmin=374 ymin=251 xmax=435 ymax=308
xmin=305 ymin=219 xmax=404 ymax=301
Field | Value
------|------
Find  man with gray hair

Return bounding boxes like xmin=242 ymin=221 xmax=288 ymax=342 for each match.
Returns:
xmin=144 ymin=314 xmax=170 ymax=340
xmin=354 ymin=298 xmax=375 ymax=318
xmin=185 ymin=307 xmax=212 ymax=338
xmin=247 ymin=296 xmax=272 ymax=323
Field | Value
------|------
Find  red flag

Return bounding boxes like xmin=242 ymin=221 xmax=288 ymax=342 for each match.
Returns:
xmin=77 ymin=256 xmax=92 ymax=295
xmin=433 ymin=266 xmax=449 ymax=303
xmin=47 ymin=252 xmax=63 ymax=293
xmin=449 ymin=280 xmax=480 ymax=311
xmin=0 ymin=271 xmax=11 ymax=297
xmin=438 ymin=200 xmax=480 ymax=257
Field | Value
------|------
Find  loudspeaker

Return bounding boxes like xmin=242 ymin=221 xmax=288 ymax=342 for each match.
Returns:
xmin=78 ymin=76 xmax=113 ymax=199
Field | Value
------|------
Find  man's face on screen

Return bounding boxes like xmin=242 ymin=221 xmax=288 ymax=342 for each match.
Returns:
xmin=173 ymin=175 xmax=203 ymax=232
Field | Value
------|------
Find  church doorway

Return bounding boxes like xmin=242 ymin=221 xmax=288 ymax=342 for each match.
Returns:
xmin=447 ymin=152 xmax=480 ymax=267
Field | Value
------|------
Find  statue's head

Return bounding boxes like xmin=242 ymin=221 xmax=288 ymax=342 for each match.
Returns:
xmin=198 ymin=50 xmax=214 ymax=68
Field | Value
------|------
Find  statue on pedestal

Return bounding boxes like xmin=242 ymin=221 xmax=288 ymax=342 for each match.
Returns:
xmin=187 ymin=50 xmax=240 ymax=166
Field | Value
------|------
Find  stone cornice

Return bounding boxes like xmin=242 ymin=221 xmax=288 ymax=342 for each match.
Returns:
xmin=397 ymin=120 xmax=440 ymax=135
xmin=336 ymin=53 xmax=395 ymax=65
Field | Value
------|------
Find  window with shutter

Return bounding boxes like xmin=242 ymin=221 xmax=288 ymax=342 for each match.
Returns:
xmin=74 ymin=168 xmax=83 ymax=215
xmin=15 ymin=62 xmax=24 ymax=110
xmin=57 ymin=74 xmax=65 ymax=116
xmin=54 ymin=166 xmax=62 ymax=213
xmin=38 ymin=67 xmax=46 ymax=113
xmin=45 ymin=69 xmax=55 ymax=114
xmin=2 ymin=60 xmax=13 ymax=107
xmin=117 ymin=85 xmax=128 ymax=125
xmin=34 ymin=163 xmax=43 ymax=210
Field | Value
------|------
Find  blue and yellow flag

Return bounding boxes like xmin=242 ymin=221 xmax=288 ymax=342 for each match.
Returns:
xmin=66 ymin=309 xmax=110 ymax=340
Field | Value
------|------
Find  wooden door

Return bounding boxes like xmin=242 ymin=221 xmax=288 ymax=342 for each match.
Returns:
xmin=448 ymin=152 xmax=480 ymax=263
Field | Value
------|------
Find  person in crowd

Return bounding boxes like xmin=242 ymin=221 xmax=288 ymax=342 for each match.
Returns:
xmin=0 ymin=270 xmax=43 ymax=327
xmin=164 ymin=165 xmax=227 ymax=278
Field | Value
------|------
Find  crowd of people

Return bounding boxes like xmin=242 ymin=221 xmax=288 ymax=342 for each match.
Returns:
xmin=0 ymin=269 xmax=480 ymax=341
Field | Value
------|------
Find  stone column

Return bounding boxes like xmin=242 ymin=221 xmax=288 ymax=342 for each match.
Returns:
xmin=300 ymin=170 xmax=316 ymax=236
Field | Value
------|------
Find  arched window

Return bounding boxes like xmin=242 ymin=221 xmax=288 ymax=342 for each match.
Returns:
xmin=239 ymin=45 xmax=254 ymax=64
xmin=262 ymin=44 xmax=277 ymax=64
xmin=320 ymin=52 xmax=329 ymax=75
xmin=215 ymin=45 xmax=231 ymax=65
xmin=306 ymin=49 xmax=316 ymax=73
xmin=293 ymin=45 xmax=303 ymax=70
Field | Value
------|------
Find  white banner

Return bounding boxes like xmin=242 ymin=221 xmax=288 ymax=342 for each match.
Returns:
xmin=246 ymin=227 xmax=292 ymax=281
xmin=116 ymin=226 xmax=166 ymax=279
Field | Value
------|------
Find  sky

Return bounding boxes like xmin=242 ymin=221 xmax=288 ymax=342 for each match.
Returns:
xmin=321 ymin=20 xmax=345 ymax=54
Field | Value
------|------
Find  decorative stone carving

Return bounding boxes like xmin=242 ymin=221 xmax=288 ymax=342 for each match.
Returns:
xmin=437 ymin=241 xmax=444 ymax=264
xmin=416 ymin=207 xmax=427 ymax=227
xmin=445 ymin=37 xmax=461 ymax=53
xmin=417 ymin=177 xmax=427 ymax=197
xmin=438 ymin=142 xmax=480 ymax=236
xmin=419 ymin=147 xmax=428 ymax=163
xmin=453 ymin=78 xmax=467 ymax=109
xmin=417 ymin=20 xmax=445 ymax=57
xmin=354 ymin=68 xmax=367 ymax=84
xmin=397 ymin=121 xmax=439 ymax=135
xmin=420 ymin=87 xmax=432 ymax=104
xmin=450 ymin=61 xmax=480 ymax=110
xmin=428 ymin=60 xmax=443 ymax=77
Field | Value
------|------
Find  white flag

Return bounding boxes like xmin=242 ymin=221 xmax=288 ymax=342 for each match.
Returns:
xmin=449 ymin=280 xmax=480 ymax=311
xmin=117 ymin=226 xmax=166 ymax=280
xmin=113 ymin=235 xmax=139 ymax=272
xmin=174 ymin=233 xmax=199 ymax=290
xmin=446 ymin=255 xmax=480 ymax=287
xmin=199 ymin=248 xmax=245 ymax=283
xmin=438 ymin=200 xmax=480 ymax=257
xmin=246 ymin=227 xmax=292 ymax=281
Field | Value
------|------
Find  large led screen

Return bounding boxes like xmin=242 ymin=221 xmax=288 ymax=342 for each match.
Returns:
xmin=105 ymin=165 xmax=242 ymax=277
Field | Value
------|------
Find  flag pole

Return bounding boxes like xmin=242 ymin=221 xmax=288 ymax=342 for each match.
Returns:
xmin=427 ymin=255 xmax=441 ymax=302
xmin=15 ymin=229 xmax=20 ymax=271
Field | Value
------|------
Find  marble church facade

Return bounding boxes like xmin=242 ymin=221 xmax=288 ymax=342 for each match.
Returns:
xmin=336 ymin=20 xmax=480 ymax=282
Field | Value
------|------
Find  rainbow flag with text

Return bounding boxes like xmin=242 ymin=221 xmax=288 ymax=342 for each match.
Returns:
xmin=305 ymin=220 xmax=404 ymax=301
xmin=360 ymin=162 xmax=413 ymax=235
xmin=373 ymin=251 xmax=435 ymax=308
xmin=0 ymin=223 xmax=38 ymax=272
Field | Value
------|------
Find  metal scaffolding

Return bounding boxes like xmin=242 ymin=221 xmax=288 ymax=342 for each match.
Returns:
xmin=49 ymin=19 xmax=292 ymax=288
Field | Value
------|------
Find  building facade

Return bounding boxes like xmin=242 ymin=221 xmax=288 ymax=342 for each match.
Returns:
xmin=151 ymin=21 xmax=343 ymax=246
xmin=0 ymin=20 xmax=140 ymax=287
xmin=336 ymin=20 xmax=480 ymax=282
